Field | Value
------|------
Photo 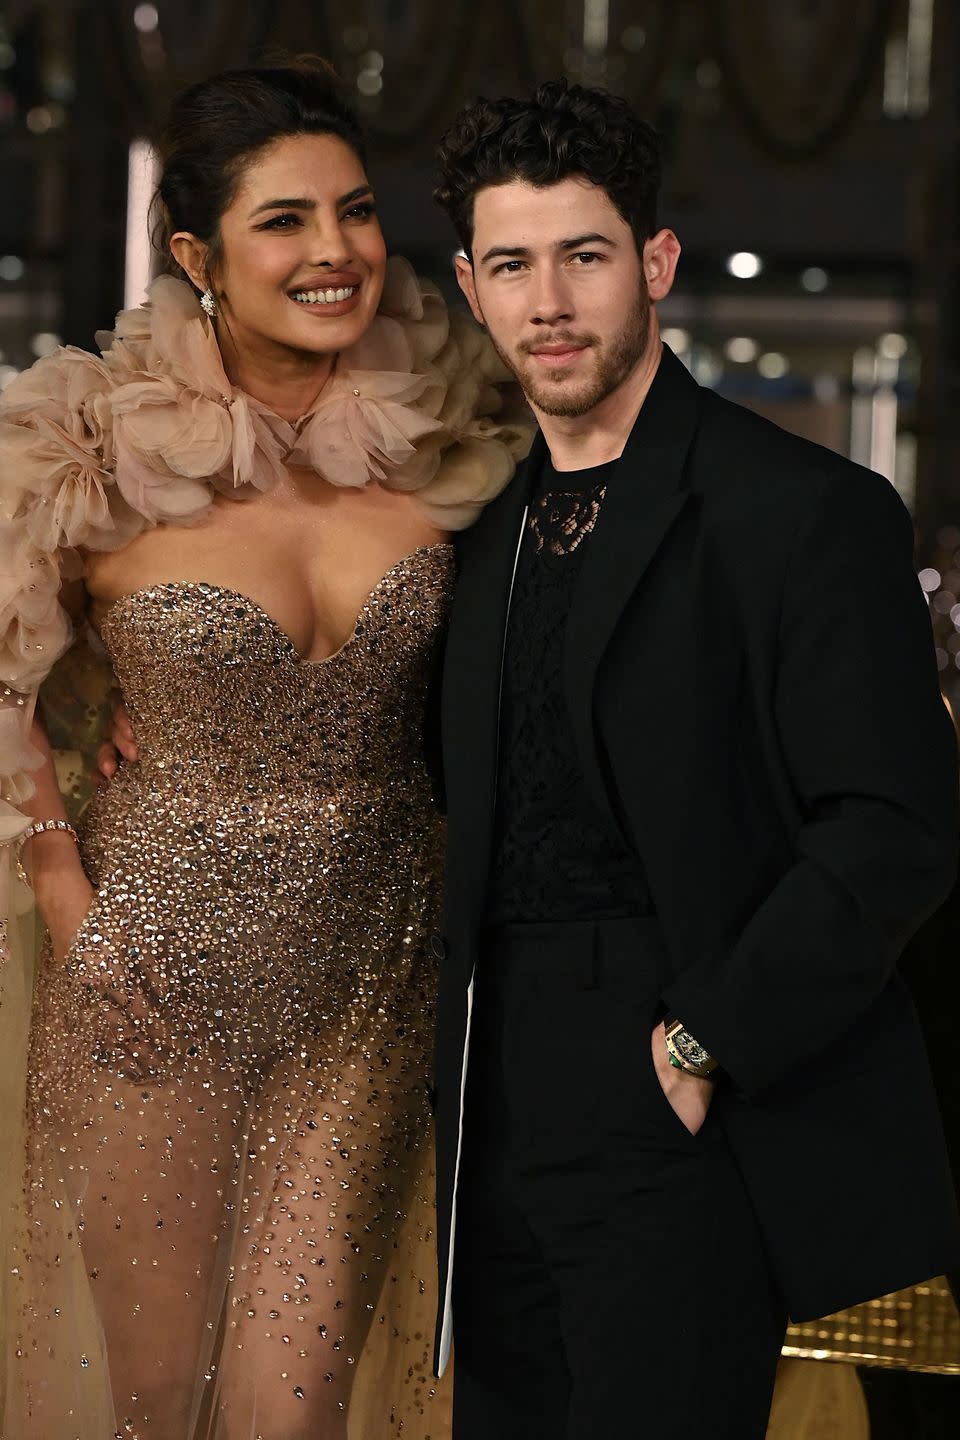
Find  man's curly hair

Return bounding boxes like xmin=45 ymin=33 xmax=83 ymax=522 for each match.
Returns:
xmin=434 ymin=79 xmax=662 ymax=257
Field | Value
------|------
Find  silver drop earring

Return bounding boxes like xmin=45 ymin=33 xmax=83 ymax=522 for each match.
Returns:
xmin=200 ymin=288 xmax=218 ymax=318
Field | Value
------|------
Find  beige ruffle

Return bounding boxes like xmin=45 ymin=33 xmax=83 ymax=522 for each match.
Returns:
xmin=0 ymin=257 xmax=532 ymax=805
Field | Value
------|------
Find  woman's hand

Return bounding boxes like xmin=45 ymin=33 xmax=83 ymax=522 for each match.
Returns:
xmin=95 ymin=690 xmax=139 ymax=781
xmin=650 ymin=1020 xmax=715 ymax=1136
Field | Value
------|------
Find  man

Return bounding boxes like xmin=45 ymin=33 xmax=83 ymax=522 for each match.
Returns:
xmin=429 ymin=79 xmax=960 ymax=1436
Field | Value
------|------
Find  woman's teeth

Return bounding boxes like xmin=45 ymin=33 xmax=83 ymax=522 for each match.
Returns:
xmin=291 ymin=286 xmax=358 ymax=305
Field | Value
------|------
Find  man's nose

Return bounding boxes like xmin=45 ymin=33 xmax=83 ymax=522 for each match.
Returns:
xmin=530 ymin=268 xmax=573 ymax=326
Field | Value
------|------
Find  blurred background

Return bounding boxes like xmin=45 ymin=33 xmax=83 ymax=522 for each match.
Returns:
xmin=1 ymin=1 xmax=958 ymax=1434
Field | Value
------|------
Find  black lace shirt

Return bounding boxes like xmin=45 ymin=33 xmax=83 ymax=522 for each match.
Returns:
xmin=485 ymin=453 xmax=652 ymax=925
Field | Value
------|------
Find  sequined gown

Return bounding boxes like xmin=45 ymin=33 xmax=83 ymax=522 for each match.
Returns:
xmin=9 ymin=545 xmax=453 ymax=1440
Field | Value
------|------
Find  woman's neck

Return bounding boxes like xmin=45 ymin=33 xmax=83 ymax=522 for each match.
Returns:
xmin=216 ymin=323 xmax=336 ymax=422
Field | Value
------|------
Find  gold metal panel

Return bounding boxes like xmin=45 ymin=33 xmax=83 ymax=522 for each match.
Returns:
xmin=783 ymin=1278 xmax=960 ymax=1374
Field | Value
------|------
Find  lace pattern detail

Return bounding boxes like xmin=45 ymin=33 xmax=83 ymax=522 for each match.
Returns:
xmin=488 ymin=459 xmax=649 ymax=925
xmin=528 ymin=484 xmax=607 ymax=556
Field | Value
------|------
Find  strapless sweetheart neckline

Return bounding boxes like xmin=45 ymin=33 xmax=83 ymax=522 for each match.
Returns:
xmin=97 ymin=542 xmax=454 ymax=667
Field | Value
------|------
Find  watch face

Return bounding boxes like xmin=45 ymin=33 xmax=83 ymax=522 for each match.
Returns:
xmin=674 ymin=1029 xmax=710 ymax=1068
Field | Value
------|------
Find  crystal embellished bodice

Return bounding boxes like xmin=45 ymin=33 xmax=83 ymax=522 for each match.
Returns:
xmin=97 ymin=544 xmax=452 ymax=802
xmin=57 ymin=543 xmax=456 ymax=1073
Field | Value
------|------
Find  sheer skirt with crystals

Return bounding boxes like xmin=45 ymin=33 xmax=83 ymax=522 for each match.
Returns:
xmin=3 ymin=547 xmax=454 ymax=1439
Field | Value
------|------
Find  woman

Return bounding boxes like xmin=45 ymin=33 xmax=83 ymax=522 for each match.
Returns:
xmin=0 ymin=61 xmax=527 ymax=1439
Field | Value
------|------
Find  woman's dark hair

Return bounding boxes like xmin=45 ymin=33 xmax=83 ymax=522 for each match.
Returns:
xmin=434 ymin=78 xmax=661 ymax=257
xmin=153 ymin=58 xmax=365 ymax=286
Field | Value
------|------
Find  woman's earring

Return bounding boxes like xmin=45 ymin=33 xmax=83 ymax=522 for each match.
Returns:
xmin=200 ymin=288 xmax=218 ymax=318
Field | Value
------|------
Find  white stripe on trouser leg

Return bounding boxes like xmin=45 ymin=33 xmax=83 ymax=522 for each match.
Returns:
xmin=438 ymin=973 xmax=475 ymax=1376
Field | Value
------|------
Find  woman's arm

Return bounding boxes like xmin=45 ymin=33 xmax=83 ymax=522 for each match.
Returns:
xmin=17 ymin=579 xmax=96 ymax=959
xmin=21 ymin=712 xmax=95 ymax=961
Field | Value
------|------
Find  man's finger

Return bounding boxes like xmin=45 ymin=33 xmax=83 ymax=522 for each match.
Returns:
xmin=96 ymin=742 xmax=118 ymax=779
xmin=109 ymin=690 xmax=136 ymax=740
xmin=115 ymin=732 xmax=139 ymax=763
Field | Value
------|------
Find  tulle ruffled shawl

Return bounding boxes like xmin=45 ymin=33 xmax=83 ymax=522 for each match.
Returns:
xmin=0 ymin=256 xmax=531 ymax=808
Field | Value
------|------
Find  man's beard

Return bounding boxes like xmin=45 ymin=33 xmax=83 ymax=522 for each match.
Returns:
xmin=486 ymin=288 xmax=652 ymax=418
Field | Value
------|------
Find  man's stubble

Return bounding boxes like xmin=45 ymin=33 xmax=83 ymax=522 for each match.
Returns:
xmin=482 ymin=284 xmax=652 ymax=419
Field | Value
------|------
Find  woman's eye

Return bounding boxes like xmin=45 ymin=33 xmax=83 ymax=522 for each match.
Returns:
xmin=342 ymin=202 xmax=377 ymax=221
xmin=260 ymin=213 xmax=301 ymax=230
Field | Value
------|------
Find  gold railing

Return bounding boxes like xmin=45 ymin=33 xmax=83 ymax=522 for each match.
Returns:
xmin=783 ymin=1277 xmax=960 ymax=1374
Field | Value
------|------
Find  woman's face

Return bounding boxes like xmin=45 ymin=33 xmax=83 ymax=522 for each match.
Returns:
xmin=205 ymin=131 xmax=387 ymax=364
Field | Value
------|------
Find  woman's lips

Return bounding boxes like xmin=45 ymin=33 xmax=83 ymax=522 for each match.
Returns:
xmin=288 ymin=284 xmax=362 ymax=317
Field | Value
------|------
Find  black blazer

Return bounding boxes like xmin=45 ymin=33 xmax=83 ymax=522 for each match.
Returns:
xmin=432 ymin=346 xmax=960 ymax=1364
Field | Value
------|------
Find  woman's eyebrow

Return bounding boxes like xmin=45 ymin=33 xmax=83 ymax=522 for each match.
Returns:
xmin=248 ymin=185 xmax=373 ymax=219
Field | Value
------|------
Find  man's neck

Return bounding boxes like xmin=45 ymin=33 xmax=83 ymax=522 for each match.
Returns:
xmin=532 ymin=336 xmax=663 ymax=473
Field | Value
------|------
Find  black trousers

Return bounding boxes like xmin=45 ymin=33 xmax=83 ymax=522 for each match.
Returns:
xmin=452 ymin=918 xmax=788 ymax=1440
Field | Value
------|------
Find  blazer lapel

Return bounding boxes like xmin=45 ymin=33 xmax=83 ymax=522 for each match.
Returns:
xmin=563 ymin=347 xmax=703 ymax=822
xmin=441 ymin=439 xmax=542 ymax=920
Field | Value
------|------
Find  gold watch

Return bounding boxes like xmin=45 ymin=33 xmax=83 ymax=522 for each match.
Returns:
xmin=664 ymin=1019 xmax=718 ymax=1077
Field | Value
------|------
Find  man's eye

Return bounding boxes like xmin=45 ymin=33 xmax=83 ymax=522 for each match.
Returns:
xmin=572 ymin=252 xmax=600 ymax=264
xmin=494 ymin=260 xmax=525 ymax=275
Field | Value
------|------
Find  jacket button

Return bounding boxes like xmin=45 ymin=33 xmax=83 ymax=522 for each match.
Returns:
xmin=430 ymin=933 xmax=447 ymax=960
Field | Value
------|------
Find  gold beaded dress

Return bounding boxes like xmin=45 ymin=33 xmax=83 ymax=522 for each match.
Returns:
xmin=18 ymin=551 xmax=453 ymax=1439
xmin=0 ymin=266 xmax=530 ymax=1438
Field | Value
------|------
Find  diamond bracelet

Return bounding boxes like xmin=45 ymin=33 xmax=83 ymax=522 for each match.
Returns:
xmin=15 ymin=818 xmax=79 ymax=889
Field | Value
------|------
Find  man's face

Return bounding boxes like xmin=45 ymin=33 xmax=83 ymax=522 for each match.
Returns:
xmin=456 ymin=177 xmax=675 ymax=418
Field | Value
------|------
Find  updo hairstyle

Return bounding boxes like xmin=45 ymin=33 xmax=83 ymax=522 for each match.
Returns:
xmin=152 ymin=58 xmax=366 ymax=292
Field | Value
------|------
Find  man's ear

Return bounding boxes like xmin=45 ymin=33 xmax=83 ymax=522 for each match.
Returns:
xmin=642 ymin=228 xmax=681 ymax=303
xmin=454 ymin=254 xmax=484 ymax=327
xmin=169 ymin=232 xmax=211 ymax=294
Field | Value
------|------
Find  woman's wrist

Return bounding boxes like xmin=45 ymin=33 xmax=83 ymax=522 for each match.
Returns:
xmin=26 ymin=831 xmax=87 ymax=905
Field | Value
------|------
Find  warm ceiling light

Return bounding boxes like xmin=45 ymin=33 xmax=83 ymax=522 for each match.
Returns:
xmin=801 ymin=266 xmax=829 ymax=293
xmin=724 ymin=336 xmax=759 ymax=363
xmin=878 ymin=331 xmax=908 ymax=360
xmin=726 ymin=251 xmax=763 ymax=279
xmin=133 ymin=4 xmax=159 ymax=32
xmin=758 ymin=351 xmax=789 ymax=379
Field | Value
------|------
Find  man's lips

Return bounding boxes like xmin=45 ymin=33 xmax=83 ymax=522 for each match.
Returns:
xmin=528 ymin=344 xmax=589 ymax=368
